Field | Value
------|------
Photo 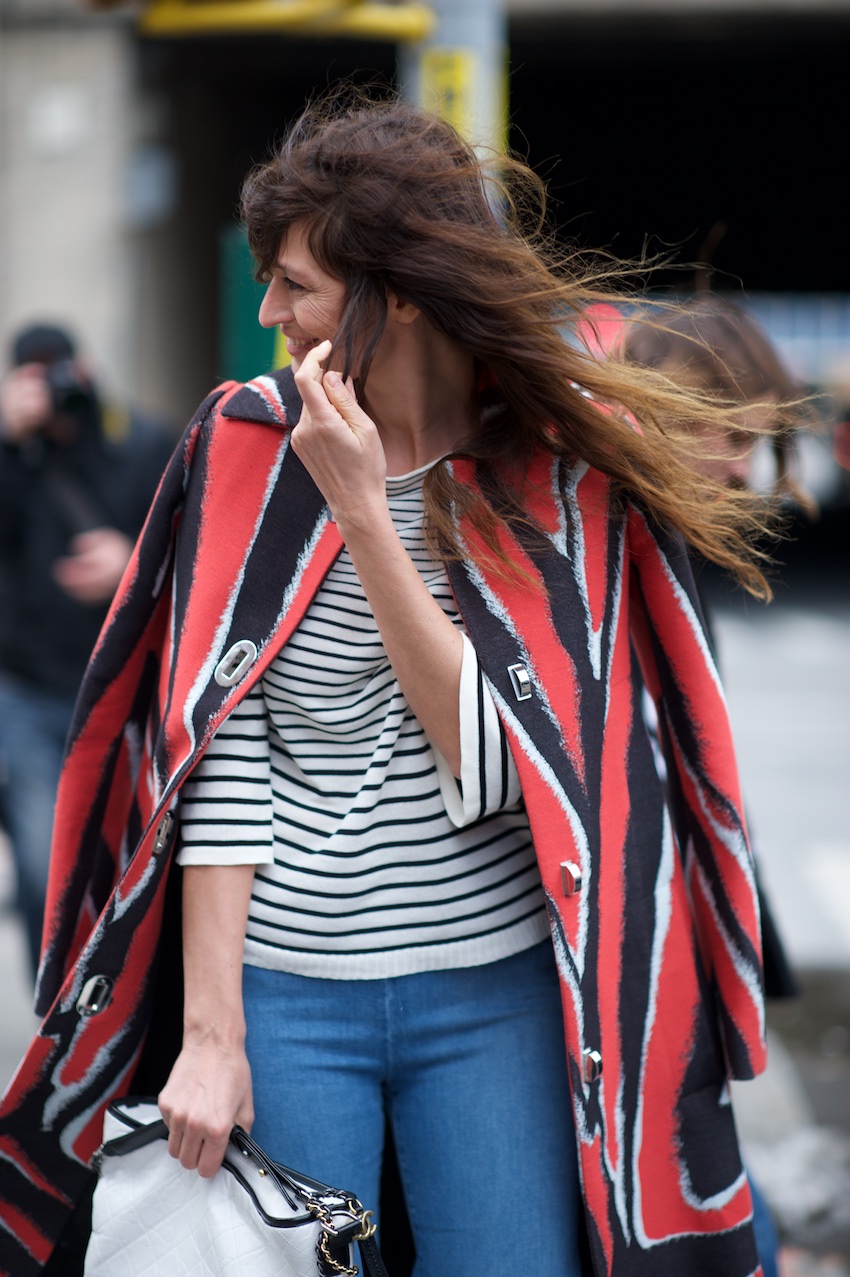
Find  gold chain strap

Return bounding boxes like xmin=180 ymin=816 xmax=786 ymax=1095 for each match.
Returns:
xmin=310 ymin=1198 xmax=376 ymax=1277
xmin=318 ymin=1226 xmax=360 ymax=1276
xmin=353 ymin=1208 xmax=377 ymax=1241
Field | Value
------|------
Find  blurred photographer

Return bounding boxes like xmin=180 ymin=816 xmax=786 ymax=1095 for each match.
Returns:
xmin=0 ymin=322 xmax=173 ymax=977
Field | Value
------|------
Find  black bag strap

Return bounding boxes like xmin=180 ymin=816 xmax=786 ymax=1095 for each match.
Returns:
xmin=99 ymin=1115 xmax=169 ymax=1158
xmin=358 ymin=1233 xmax=390 ymax=1277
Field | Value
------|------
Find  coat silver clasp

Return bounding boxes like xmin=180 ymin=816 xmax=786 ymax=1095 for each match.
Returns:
xmin=77 ymin=975 xmax=114 ymax=1017
xmin=214 ymin=639 xmax=258 ymax=688
xmin=507 ymin=663 xmax=532 ymax=701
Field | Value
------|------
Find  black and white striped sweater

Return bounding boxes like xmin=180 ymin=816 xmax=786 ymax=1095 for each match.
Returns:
xmin=177 ymin=463 xmax=549 ymax=978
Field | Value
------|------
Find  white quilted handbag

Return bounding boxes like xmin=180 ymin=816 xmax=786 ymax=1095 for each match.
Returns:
xmin=84 ymin=1098 xmax=387 ymax=1277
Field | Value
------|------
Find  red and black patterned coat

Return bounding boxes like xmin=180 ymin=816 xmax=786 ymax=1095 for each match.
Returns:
xmin=0 ymin=367 xmax=766 ymax=1276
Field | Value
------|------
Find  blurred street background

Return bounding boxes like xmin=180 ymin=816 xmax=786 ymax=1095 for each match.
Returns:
xmin=713 ymin=515 xmax=850 ymax=1274
xmin=2 ymin=1 xmax=849 ymax=1274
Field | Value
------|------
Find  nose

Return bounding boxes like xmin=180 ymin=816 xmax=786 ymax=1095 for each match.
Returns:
xmin=726 ymin=455 xmax=752 ymax=488
xmin=258 ymin=279 xmax=292 ymax=330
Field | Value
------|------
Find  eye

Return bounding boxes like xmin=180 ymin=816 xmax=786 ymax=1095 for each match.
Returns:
xmin=280 ymin=274 xmax=305 ymax=293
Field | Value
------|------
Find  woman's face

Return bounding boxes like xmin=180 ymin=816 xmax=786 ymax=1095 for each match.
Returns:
xmin=259 ymin=221 xmax=347 ymax=371
xmin=694 ymin=401 xmax=778 ymax=490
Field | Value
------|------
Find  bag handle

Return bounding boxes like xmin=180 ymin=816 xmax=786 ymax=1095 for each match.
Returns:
xmin=96 ymin=1101 xmax=391 ymax=1277
xmin=95 ymin=1115 xmax=170 ymax=1163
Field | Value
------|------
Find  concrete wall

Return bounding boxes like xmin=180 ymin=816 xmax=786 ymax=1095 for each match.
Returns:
xmin=0 ymin=13 xmax=139 ymax=403
xmin=0 ymin=6 xmax=242 ymax=426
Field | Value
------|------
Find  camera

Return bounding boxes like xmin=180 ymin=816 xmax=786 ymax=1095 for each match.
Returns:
xmin=45 ymin=359 xmax=94 ymax=415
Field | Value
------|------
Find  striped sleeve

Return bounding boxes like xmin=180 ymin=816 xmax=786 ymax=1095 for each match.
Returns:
xmin=433 ymin=633 xmax=522 ymax=827
xmin=176 ymin=681 xmax=274 ymax=866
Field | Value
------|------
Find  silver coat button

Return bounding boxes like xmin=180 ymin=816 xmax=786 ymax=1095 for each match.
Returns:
xmin=77 ymin=975 xmax=114 ymax=1017
xmin=560 ymin=861 xmax=582 ymax=896
xmin=214 ymin=639 xmax=258 ymax=688
xmin=507 ymin=663 xmax=532 ymax=701
xmin=582 ymin=1048 xmax=603 ymax=1083
xmin=152 ymin=811 xmax=174 ymax=855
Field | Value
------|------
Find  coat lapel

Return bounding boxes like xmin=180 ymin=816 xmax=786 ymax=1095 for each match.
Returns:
xmin=156 ymin=368 xmax=342 ymax=803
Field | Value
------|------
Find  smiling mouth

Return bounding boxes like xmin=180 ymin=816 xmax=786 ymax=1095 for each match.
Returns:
xmin=285 ymin=335 xmax=321 ymax=352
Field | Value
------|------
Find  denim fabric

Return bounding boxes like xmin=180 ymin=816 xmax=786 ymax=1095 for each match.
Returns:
xmin=243 ymin=939 xmax=583 ymax=1277
xmin=0 ymin=672 xmax=75 ymax=975
xmin=749 ymin=1170 xmax=781 ymax=1277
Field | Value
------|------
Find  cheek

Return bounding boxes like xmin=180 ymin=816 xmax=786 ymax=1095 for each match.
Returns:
xmin=314 ymin=301 xmax=344 ymax=336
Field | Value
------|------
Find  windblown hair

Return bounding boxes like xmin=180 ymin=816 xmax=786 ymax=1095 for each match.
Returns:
xmin=242 ymin=88 xmax=784 ymax=597
xmin=622 ymin=294 xmax=809 ymax=506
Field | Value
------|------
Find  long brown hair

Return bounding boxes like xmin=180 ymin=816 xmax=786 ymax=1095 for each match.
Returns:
xmin=242 ymin=88 xmax=782 ymax=597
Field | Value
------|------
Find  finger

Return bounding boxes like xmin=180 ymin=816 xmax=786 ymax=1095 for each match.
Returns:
xmin=323 ymin=370 xmax=347 ymax=396
xmin=53 ymin=558 xmax=95 ymax=584
xmin=295 ymin=338 xmax=333 ymax=385
xmin=197 ymin=1132 xmax=230 ymax=1178
xmin=322 ymin=371 xmax=369 ymax=431
xmin=69 ymin=530 xmax=103 ymax=552
xmin=177 ymin=1128 xmax=206 ymax=1172
xmin=165 ymin=1120 xmax=190 ymax=1164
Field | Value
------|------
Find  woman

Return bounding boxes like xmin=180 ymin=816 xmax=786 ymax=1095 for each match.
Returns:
xmin=1 ymin=92 xmax=771 ymax=1277
xmin=619 ymin=293 xmax=809 ymax=1277
xmin=584 ymin=294 xmax=805 ymax=996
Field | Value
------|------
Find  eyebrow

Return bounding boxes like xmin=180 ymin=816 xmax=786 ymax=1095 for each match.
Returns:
xmin=275 ymin=258 xmax=312 ymax=284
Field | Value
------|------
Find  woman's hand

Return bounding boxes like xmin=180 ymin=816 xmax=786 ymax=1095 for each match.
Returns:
xmin=0 ymin=365 xmax=52 ymax=443
xmin=52 ymin=527 xmax=133 ymax=604
xmin=160 ymin=863 xmax=257 ymax=1177
xmin=158 ymin=1039 xmax=254 ymax=1179
xmin=291 ymin=340 xmax=389 ymax=535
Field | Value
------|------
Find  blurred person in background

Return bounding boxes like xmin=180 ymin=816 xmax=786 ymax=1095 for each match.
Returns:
xmin=621 ymin=293 xmax=808 ymax=513
xmin=622 ymin=293 xmax=807 ymax=990
xmin=613 ymin=293 xmax=809 ymax=1277
xmin=0 ymin=322 xmax=173 ymax=978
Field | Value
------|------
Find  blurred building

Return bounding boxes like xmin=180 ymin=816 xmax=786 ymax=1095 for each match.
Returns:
xmin=1 ymin=0 xmax=850 ymax=426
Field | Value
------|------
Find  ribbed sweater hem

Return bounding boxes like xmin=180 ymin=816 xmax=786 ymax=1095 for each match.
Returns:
xmin=242 ymin=910 xmax=551 ymax=980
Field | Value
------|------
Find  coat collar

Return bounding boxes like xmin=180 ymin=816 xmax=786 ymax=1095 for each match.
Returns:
xmin=220 ymin=365 xmax=301 ymax=428
xmin=161 ymin=365 xmax=344 ymax=797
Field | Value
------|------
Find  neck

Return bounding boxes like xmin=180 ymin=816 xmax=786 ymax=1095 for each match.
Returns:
xmin=359 ymin=319 xmax=478 ymax=476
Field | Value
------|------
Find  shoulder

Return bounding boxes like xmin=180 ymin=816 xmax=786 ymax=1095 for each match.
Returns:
xmin=215 ymin=364 xmax=302 ymax=430
xmin=151 ymin=367 xmax=302 ymax=480
xmin=120 ymin=365 xmax=303 ymax=458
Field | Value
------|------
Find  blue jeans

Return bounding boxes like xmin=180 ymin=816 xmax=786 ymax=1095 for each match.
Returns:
xmin=0 ymin=673 xmax=75 ymax=977
xmin=243 ymin=940 xmax=583 ymax=1277
xmin=749 ymin=1169 xmax=781 ymax=1277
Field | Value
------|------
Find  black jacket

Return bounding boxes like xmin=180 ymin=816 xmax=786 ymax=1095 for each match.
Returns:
xmin=0 ymin=397 xmax=173 ymax=697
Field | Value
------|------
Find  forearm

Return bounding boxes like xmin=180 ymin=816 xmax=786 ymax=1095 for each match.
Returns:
xmin=342 ymin=507 xmax=464 ymax=775
xmin=290 ymin=348 xmax=465 ymax=773
xmin=159 ymin=863 xmax=256 ymax=1175
xmin=181 ymin=862 xmax=255 ymax=1045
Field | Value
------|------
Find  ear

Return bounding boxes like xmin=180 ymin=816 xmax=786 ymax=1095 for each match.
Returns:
xmin=387 ymin=292 xmax=421 ymax=326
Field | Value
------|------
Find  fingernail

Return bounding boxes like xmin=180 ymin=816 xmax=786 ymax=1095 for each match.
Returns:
xmin=325 ymin=371 xmax=342 ymax=388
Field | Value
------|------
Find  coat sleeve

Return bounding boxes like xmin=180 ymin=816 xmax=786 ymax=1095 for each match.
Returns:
xmin=626 ymin=504 xmax=766 ymax=1081
xmin=36 ymin=387 xmax=231 ymax=1015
